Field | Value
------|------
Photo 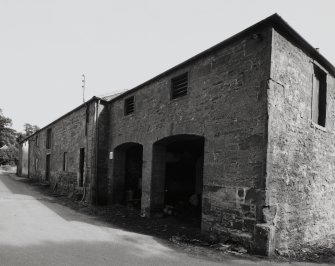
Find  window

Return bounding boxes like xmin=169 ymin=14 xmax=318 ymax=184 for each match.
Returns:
xmin=35 ymin=158 xmax=38 ymax=171
xmin=46 ymin=128 xmax=52 ymax=149
xmin=35 ymin=135 xmax=39 ymax=147
xmin=124 ymin=96 xmax=135 ymax=115
xmin=85 ymin=106 xmax=89 ymax=136
xmin=79 ymin=148 xmax=85 ymax=187
xmin=63 ymin=152 xmax=68 ymax=171
xmin=171 ymin=72 xmax=188 ymax=99
xmin=312 ymin=65 xmax=327 ymax=127
xmin=45 ymin=154 xmax=51 ymax=181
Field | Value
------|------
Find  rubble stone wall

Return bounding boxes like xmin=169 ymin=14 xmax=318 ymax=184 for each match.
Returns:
xmin=28 ymin=101 xmax=98 ymax=199
xmin=108 ymin=27 xmax=272 ymax=253
xmin=267 ymin=28 xmax=335 ymax=252
xmin=96 ymin=103 xmax=110 ymax=204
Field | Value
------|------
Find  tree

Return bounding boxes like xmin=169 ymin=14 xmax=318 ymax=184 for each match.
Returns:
xmin=0 ymin=109 xmax=12 ymax=129
xmin=16 ymin=132 xmax=26 ymax=143
xmin=0 ymin=109 xmax=18 ymax=165
xmin=24 ymin=123 xmax=40 ymax=137
xmin=0 ymin=146 xmax=18 ymax=165
xmin=0 ymin=109 xmax=14 ymax=147
xmin=0 ymin=109 xmax=39 ymax=165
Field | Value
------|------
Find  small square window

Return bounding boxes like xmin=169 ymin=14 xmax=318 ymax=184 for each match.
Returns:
xmin=124 ymin=96 xmax=135 ymax=115
xmin=171 ymin=72 xmax=188 ymax=99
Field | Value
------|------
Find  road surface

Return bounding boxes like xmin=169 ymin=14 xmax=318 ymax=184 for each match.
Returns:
xmin=0 ymin=170 xmax=330 ymax=266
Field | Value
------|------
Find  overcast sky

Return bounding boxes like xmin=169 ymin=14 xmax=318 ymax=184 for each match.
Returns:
xmin=1 ymin=0 xmax=335 ymax=131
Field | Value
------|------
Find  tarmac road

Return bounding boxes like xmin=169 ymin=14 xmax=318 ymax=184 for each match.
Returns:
xmin=0 ymin=170 xmax=331 ymax=266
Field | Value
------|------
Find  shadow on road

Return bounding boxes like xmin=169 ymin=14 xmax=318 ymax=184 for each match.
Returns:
xmin=1 ymin=171 xmax=328 ymax=266
xmin=0 ymin=239 xmax=280 ymax=266
xmin=0 ymin=171 xmax=247 ymax=266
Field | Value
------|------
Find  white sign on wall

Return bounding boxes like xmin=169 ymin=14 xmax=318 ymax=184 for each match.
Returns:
xmin=109 ymin=152 xmax=114 ymax=159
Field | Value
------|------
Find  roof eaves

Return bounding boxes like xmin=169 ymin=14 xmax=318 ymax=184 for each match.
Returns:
xmin=105 ymin=13 xmax=335 ymax=104
xmin=20 ymin=96 xmax=100 ymax=142
xmin=270 ymin=14 xmax=335 ymax=76
xmin=104 ymin=14 xmax=278 ymax=103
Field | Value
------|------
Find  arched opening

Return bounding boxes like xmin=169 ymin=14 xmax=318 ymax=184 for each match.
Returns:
xmin=152 ymin=135 xmax=204 ymax=227
xmin=112 ymin=142 xmax=143 ymax=209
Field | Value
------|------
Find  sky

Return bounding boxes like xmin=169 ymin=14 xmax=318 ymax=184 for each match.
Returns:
xmin=1 ymin=0 xmax=335 ymax=132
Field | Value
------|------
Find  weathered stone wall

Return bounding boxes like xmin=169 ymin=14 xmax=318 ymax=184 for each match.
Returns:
xmin=108 ymin=27 xmax=272 ymax=252
xmin=94 ymin=102 xmax=110 ymax=204
xmin=28 ymin=101 xmax=98 ymax=200
xmin=267 ymin=28 xmax=335 ymax=252
xmin=17 ymin=140 xmax=29 ymax=177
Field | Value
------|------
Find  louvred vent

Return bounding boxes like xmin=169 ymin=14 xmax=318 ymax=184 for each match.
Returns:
xmin=171 ymin=73 xmax=188 ymax=99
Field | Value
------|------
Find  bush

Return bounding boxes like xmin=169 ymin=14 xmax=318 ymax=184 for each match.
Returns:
xmin=0 ymin=146 xmax=18 ymax=165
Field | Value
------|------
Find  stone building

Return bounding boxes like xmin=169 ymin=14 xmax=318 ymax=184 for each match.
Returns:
xmin=16 ymin=140 xmax=29 ymax=177
xmin=18 ymin=14 xmax=335 ymax=255
xmin=20 ymin=96 xmax=114 ymax=202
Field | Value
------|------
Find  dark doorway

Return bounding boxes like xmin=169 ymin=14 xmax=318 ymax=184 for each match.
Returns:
xmin=79 ymin=148 xmax=85 ymax=187
xmin=113 ymin=143 xmax=143 ymax=209
xmin=152 ymin=135 xmax=204 ymax=227
xmin=45 ymin=154 xmax=50 ymax=181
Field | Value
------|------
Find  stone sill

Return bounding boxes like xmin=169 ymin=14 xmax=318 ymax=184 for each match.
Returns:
xmin=169 ymin=93 xmax=189 ymax=103
xmin=310 ymin=121 xmax=327 ymax=132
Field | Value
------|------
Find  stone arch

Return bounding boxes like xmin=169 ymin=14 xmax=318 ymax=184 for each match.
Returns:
xmin=112 ymin=142 xmax=143 ymax=209
xmin=151 ymin=134 xmax=205 ymax=226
